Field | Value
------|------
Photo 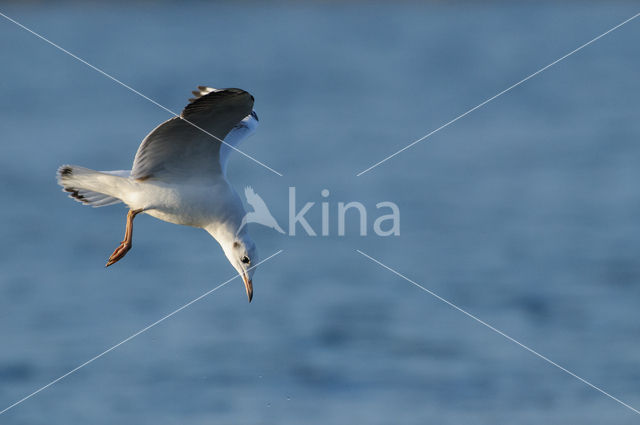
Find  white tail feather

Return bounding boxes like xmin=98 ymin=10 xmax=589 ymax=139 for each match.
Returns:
xmin=57 ymin=165 xmax=131 ymax=208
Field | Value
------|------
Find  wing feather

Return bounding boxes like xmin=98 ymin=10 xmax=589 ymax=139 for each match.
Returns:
xmin=130 ymin=88 xmax=253 ymax=181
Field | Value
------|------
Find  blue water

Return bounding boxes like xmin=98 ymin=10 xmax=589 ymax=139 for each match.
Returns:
xmin=1 ymin=2 xmax=640 ymax=424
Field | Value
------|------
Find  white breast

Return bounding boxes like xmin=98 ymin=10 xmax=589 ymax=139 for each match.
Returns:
xmin=125 ymin=179 xmax=245 ymax=229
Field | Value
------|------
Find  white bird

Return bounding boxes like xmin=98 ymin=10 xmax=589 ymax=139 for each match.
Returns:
xmin=238 ymin=186 xmax=285 ymax=235
xmin=57 ymin=86 xmax=260 ymax=302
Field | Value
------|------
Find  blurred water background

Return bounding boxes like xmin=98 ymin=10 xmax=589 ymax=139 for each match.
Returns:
xmin=1 ymin=1 xmax=639 ymax=424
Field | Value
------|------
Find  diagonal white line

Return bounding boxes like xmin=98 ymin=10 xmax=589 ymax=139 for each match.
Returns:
xmin=0 ymin=11 xmax=283 ymax=177
xmin=0 ymin=249 xmax=283 ymax=416
xmin=356 ymin=249 xmax=640 ymax=415
xmin=356 ymin=11 xmax=640 ymax=176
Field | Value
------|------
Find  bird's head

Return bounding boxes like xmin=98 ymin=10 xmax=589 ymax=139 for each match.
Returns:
xmin=222 ymin=234 xmax=258 ymax=302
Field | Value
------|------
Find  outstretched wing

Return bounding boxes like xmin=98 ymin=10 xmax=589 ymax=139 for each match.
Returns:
xmin=244 ymin=186 xmax=269 ymax=212
xmin=130 ymin=87 xmax=254 ymax=181
xmin=189 ymin=85 xmax=220 ymax=102
xmin=191 ymin=86 xmax=260 ymax=176
xmin=220 ymin=111 xmax=259 ymax=176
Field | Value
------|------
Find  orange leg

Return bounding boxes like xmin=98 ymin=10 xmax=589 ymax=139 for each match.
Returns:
xmin=106 ymin=209 xmax=143 ymax=267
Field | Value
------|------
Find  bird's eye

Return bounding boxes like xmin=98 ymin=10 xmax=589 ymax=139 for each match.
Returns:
xmin=241 ymin=256 xmax=250 ymax=264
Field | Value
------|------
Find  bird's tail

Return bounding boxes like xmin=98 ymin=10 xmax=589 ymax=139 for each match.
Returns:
xmin=57 ymin=165 xmax=131 ymax=207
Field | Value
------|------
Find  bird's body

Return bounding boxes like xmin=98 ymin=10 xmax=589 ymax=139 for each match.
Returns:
xmin=120 ymin=177 xmax=242 ymax=229
xmin=57 ymin=86 xmax=260 ymax=301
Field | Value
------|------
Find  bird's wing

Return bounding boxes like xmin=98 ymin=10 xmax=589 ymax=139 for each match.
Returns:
xmin=189 ymin=85 xmax=220 ymax=102
xmin=220 ymin=114 xmax=259 ymax=176
xmin=244 ymin=186 xmax=257 ymax=200
xmin=190 ymin=86 xmax=260 ymax=176
xmin=244 ymin=186 xmax=269 ymax=211
xmin=130 ymin=87 xmax=254 ymax=181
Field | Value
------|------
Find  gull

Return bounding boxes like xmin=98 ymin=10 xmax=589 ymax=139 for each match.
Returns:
xmin=57 ymin=86 xmax=261 ymax=302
